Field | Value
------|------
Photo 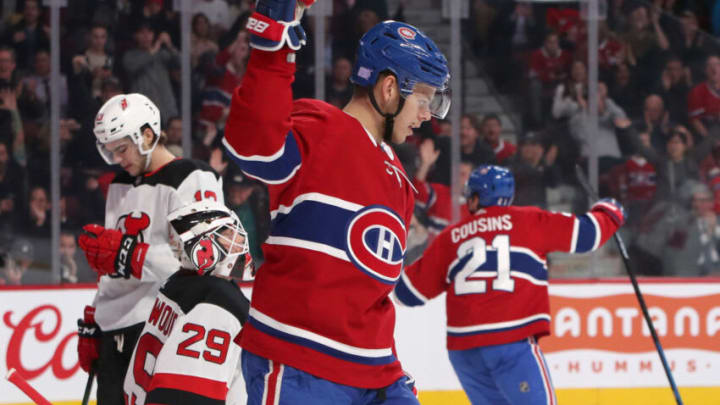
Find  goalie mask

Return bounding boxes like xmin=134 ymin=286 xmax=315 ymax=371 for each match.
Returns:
xmin=93 ymin=93 xmax=161 ymax=169
xmin=167 ymin=201 xmax=251 ymax=277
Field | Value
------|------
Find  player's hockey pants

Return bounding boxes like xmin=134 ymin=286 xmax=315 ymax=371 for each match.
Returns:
xmin=448 ymin=337 xmax=557 ymax=405
xmin=97 ymin=322 xmax=143 ymax=405
xmin=242 ymin=350 xmax=420 ymax=405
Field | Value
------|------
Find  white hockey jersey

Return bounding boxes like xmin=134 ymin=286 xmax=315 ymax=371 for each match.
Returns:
xmin=123 ymin=269 xmax=250 ymax=405
xmin=94 ymin=159 xmax=224 ymax=331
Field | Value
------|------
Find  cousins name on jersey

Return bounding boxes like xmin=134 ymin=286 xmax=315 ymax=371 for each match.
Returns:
xmin=450 ymin=214 xmax=513 ymax=243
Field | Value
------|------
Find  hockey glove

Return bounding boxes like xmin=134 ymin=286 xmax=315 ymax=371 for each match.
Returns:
xmin=591 ymin=198 xmax=626 ymax=227
xmin=78 ymin=224 xmax=148 ymax=279
xmin=77 ymin=305 xmax=101 ymax=373
xmin=247 ymin=0 xmax=315 ymax=51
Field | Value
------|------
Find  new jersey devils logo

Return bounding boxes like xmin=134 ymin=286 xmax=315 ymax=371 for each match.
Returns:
xmin=116 ymin=212 xmax=151 ymax=241
xmin=191 ymin=238 xmax=219 ymax=274
xmin=345 ymin=205 xmax=406 ymax=284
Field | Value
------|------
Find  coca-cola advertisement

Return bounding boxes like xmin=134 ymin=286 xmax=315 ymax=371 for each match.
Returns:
xmin=1 ymin=285 xmax=96 ymax=403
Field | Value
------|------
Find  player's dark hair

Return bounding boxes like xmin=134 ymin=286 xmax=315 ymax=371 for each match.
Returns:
xmin=141 ymin=123 xmax=167 ymax=146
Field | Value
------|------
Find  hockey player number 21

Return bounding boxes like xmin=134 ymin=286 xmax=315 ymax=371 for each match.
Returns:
xmin=454 ymin=235 xmax=515 ymax=295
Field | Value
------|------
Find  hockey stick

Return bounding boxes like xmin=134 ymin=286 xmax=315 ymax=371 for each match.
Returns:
xmin=81 ymin=366 xmax=95 ymax=405
xmin=5 ymin=368 xmax=53 ymax=405
xmin=575 ymin=164 xmax=683 ymax=405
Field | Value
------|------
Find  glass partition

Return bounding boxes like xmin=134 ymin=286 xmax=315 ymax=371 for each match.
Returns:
xmin=2 ymin=0 xmax=719 ymax=285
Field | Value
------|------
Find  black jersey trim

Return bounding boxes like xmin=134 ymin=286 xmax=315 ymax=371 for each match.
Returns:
xmin=160 ymin=270 xmax=249 ymax=325
xmin=111 ymin=159 xmax=220 ymax=188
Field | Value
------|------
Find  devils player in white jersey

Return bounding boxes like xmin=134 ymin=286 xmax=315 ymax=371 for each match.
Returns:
xmin=76 ymin=93 xmax=224 ymax=404
xmin=123 ymin=201 xmax=251 ymax=405
xmin=394 ymin=165 xmax=626 ymax=405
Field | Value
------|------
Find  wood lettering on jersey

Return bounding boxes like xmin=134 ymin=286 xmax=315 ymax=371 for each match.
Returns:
xmin=147 ymin=298 xmax=178 ymax=337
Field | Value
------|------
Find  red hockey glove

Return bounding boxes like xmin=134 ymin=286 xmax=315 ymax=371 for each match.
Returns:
xmin=247 ymin=0 xmax=315 ymax=51
xmin=77 ymin=305 xmax=101 ymax=373
xmin=78 ymin=224 xmax=148 ymax=279
xmin=591 ymin=197 xmax=626 ymax=227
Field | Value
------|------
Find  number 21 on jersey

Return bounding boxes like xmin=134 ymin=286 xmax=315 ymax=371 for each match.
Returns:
xmin=453 ymin=235 xmax=515 ymax=295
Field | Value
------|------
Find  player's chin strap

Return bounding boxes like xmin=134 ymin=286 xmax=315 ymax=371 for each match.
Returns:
xmin=368 ymin=90 xmax=405 ymax=143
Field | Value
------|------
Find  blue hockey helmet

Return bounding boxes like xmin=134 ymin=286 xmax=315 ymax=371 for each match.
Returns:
xmin=464 ymin=165 xmax=515 ymax=207
xmin=351 ymin=21 xmax=451 ymax=119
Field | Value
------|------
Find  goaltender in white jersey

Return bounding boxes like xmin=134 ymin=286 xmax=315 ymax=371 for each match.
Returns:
xmin=123 ymin=201 xmax=251 ymax=405
xmin=77 ymin=93 xmax=224 ymax=405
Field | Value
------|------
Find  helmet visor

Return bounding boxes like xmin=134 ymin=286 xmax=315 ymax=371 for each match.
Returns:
xmin=429 ymin=87 xmax=451 ymax=119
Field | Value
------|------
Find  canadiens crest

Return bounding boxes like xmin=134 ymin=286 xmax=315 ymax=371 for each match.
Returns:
xmin=345 ymin=205 xmax=406 ymax=284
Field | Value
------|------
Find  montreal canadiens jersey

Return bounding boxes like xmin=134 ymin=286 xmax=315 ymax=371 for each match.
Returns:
xmin=394 ymin=205 xmax=621 ymax=350
xmin=94 ymin=159 xmax=224 ymax=331
xmin=222 ymin=49 xmax=415 ymax=388
xmin=123 ymin=270 xmax=250 ymax=405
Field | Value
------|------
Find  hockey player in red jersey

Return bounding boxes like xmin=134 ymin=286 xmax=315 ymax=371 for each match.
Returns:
xmin=222 ymin=0 xmax=450 ymax=403
xmin=123 ymin=201 xmax=251 ymax=405
xmin=394 ymin=165 xmax=626 ymax=405
xmin=76 ymin=93 xmax=224 ymax=404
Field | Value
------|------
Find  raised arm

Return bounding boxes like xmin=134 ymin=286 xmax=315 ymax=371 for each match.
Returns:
xmin=222 ymin=0 xmax=314 ymax=186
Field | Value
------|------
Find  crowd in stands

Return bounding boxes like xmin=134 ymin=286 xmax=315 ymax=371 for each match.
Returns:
xmin=465 ymin=0 xmax=720 ymax=277
xmin=1 ymin=0 xmax=718 ymax=284
xmin=0 ymin=0 xmax=407 ymax=285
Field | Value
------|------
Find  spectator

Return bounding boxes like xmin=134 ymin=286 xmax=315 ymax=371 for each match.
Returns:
xmin=688 ymin=54 xmax=720 ymax=138
xmin=609 ymin=61 xmax=643 ymax=119
xmin=621 ymin=3 xmax=669 ymax=90
xmin=0 ymin=140 xmax=25 ymax=233
xmin=556 ymin=81 xmax=628 ymax=174
xmin=3 ymin=0 xmax=49 ymax=72
xmin=326 ymin=56 xmax=353 ymax=108
xmin=16 ymin=185 xmax=50 ymax=237
xmin=197 ymin=30 xmax=249 ymax=131
xmin=634 ymin=94 xmax=673 ymax=153
xmin=0 ymin=50 xmax=26 ymax=166
xmin=459 ymin=113 xmax=497 ymax=168
xmin=20 ymin=48 xmax=69 ymax=118
xmin=610 ymin=124 xmax=657 ymax=227
xmin=191 ymin=13 xmax=219 ymax=69
xmin=574 ymin=21 xmax=627 ymax=83
xmin=72 ymin=25 xmax=114 ymax=100
xmin=0 ymin=46 xmax=18 ymax=86
xmin=667 ymin=10 xmax=718 ymax=84
xmin=480 ymin=113 xmax=516 ymax=164
xmin=552 ymin=59 xmax=588 ymax=120
xmin=59 ymin=231 xmax=78 ymax=283
xmin=636 ymin=181 xmax=720 ymax=276
xmin=652 ymin=54 xmax=691 ymax=125
xmin=486 ymin=2 xmax=544 ymax=92
xmin=133 ymin=0 xmax=180 ymax=45
xmin=123 ymin=20 xmax=180 ymax=124
xmin=193 ymin=0 xmax=232 ymax=38
xmin=625 ymin=120 xmax=700 ymax=202
xmin=0 ymin=238 xmax=34 ymax=285
xmin=508 ymin=132 xmax=560 ymax=208
xmin=527 ymin=31 xmax=572 ymax=128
